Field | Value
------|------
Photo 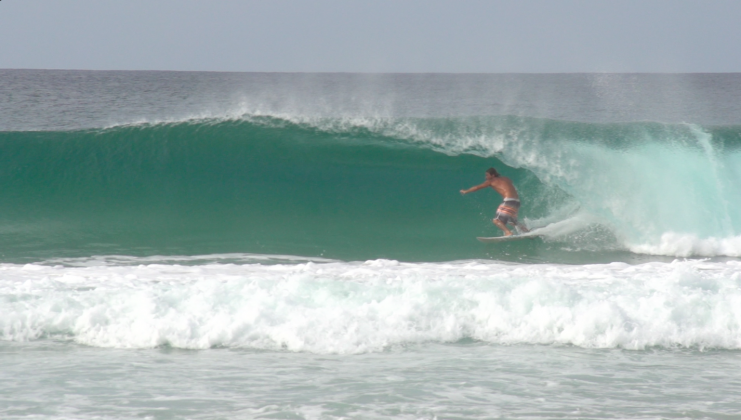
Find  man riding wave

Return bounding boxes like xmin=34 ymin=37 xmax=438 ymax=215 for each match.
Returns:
xmin=460 ymin=168 xmax=530 ymax=236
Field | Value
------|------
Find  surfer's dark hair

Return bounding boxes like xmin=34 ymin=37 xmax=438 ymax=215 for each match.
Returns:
xmin=486 ymin=168 xmax=499 ymax=177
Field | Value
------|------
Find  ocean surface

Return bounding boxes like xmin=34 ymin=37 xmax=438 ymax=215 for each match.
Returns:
xmin=1 ymin=70 xmax=741 ymax=419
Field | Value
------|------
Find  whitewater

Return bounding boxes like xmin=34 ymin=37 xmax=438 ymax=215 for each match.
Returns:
xmin=3 ymin=256 xmax=741 ymax=351
xmin=1 ymin=70 xmax=741 ymax=419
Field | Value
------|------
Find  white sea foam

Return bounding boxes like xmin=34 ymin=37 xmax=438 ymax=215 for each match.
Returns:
xmin=1 ymin=256 xmax=740 ymax=353
xmin=629 ymin=233 xmax=741 ymax=258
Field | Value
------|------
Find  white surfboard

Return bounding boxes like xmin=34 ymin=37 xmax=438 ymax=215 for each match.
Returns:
xmin=476 ymin=232 xmax=544 ymax=243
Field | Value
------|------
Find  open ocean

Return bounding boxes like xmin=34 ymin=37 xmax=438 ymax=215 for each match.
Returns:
xmin=1 ymin=70 xmax=741 ymax=419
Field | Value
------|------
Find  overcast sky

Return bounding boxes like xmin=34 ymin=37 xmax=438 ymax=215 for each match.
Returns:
xmin=2 ymin=0 xmax=740 ymax=73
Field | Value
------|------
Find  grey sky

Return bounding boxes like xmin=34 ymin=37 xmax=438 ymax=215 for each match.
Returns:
xmin=2 ymin=0 xmax=740 ymax=72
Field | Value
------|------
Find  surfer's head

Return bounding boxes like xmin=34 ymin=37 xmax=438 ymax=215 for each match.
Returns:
xmin=486 ymin=168 xmax=499 ymax=178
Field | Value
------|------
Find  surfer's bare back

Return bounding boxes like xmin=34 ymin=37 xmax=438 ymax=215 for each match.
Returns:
xmin=460 ymin=167 xmax=529 ymax=236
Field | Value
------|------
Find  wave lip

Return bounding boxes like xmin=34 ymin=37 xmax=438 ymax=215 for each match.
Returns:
xmin=2 ymin=258 xmax=740 ymax=353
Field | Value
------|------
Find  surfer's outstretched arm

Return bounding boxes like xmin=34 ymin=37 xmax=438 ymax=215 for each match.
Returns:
xmin=460 ymin=182 xmax=490 ymax=195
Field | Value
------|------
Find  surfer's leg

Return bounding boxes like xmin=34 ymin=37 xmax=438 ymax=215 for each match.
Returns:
xmin=493 ymin=218 xmax=514 ymax=236
xmin=495 ymin=202 xmax=520 ymax=236
xmin=514 ymin=221 xmax=530 ymax=233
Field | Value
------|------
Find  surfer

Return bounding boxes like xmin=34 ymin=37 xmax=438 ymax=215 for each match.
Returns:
xmin=460 ymin=168 xmax=529 ymax=236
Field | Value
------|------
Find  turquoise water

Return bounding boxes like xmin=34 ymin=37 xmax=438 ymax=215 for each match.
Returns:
xmin=2 ymin=70 xmax=741 ymax=419
xmin=1 ymin=116 xmax=740 ymax=262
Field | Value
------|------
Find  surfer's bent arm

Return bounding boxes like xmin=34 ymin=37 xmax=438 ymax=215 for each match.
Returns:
xmin=460 ymin=182 xmax=490 ymax=195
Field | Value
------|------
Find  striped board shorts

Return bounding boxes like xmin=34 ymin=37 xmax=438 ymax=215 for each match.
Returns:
xmin=495 ymin=199 xmax=520 ymax=225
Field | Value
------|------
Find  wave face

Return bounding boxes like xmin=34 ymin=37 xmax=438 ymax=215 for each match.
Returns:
xmin=1 ymin=115 xmax=740 ymax=262
xmin=2 ymin=257 xmax=740 ymax=352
